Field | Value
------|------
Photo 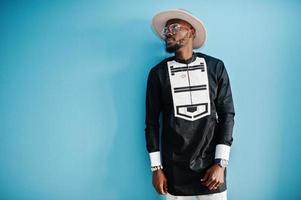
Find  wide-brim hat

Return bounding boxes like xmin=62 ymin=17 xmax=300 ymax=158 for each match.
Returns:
xmin=152 ymin=9 xmax=207 ymax=49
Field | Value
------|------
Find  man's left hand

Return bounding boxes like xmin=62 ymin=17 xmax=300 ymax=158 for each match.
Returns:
xmin=200 ymin=164 xmax=225 ymax=190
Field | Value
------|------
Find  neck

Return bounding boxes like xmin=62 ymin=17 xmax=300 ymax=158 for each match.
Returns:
xmin=175 ymin=45 xmax=193 ymax=61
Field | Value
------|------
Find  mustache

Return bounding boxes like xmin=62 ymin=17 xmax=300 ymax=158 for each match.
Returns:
xmin=165 ymin=36 xmax=175 ymax=41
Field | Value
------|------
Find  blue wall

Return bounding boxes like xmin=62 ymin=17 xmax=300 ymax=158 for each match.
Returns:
xmin=1 ymin=0 xmax=300 ymax=199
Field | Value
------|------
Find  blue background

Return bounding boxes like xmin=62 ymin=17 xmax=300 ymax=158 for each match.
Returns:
xmin=1 ymin=0 xmax=301 ymax=199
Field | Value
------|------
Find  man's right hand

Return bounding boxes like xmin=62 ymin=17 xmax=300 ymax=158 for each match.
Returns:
xmin=152 ymin=169 xmax=168 ymax=195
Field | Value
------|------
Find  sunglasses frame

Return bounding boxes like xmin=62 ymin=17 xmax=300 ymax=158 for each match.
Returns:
xmin=160 ymin=23 xmax=190 ymax=39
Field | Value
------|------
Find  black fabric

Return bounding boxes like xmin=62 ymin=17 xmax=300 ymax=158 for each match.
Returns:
xmin=144 ymin=51 xmax=235 ymax=196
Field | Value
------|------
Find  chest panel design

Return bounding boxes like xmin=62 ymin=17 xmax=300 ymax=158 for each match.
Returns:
xmin=167 ymin=57 xmax=211 ymax=121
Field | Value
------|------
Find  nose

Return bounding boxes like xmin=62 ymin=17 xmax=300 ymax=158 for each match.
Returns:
xmin=165 ymin=31 xmax=173 ymax=38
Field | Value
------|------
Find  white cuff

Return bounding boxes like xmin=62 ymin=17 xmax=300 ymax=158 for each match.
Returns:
xmin=149 ymin=151 xmax=162 ymax=167
xmin=215 ymin=144 xmax=231 ymax=161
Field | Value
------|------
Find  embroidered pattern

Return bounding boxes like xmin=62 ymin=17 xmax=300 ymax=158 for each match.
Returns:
xmin=167 ymin=57 xmax=211 ymax=121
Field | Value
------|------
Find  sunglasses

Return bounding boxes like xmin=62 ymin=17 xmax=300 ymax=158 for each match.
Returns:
xmin=160 ymin=23 xmax=190 ymax=39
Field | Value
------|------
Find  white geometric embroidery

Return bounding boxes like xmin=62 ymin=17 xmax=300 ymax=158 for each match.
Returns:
xmin=167 ymin=57 xmax=211 ymax=121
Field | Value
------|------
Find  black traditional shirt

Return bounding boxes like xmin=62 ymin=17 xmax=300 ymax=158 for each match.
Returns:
xmin=144 ymin=51 xmax=235 ymax=196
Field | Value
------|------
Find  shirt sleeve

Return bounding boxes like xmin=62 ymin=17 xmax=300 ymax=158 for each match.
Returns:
xmin=214 ymin=60 xmax=235 ymax=161
xmin=144 ymin=68 xmax=163 ymax=167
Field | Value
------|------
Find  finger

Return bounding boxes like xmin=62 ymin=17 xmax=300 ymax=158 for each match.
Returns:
xmin=212 ymin=182 xmax=220 ymax=190
xmin=204 ymin=175 xmax=216 ymax=186
xmin=207 ymin=179 xmax=216 ymax=189
xmin=159 ymin=184 xmax=165 ymax=195
xmin=208 ymin=181 xmax=219 ymax=190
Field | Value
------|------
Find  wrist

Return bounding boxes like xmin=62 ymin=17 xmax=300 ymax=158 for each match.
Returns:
xmin=214 ymin=158 xmax=228 ymax=168
xmin=151 ymin=165 xmax=163 ymax=172
xmin=214 ymin=163 xmax=225 ymax=170
xmin=153 ymin=168 xmax=163 ymax=174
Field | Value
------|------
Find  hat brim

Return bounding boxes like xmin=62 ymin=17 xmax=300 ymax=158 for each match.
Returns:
xmin=152 ymin=9 xmax=207 ymax=49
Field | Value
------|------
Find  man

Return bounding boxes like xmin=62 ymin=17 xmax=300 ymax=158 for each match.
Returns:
xmin=144 ymin=9 xmax=235 ymax=200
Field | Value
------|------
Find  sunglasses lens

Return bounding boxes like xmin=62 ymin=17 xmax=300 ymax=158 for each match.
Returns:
xmin=171 ymin=24 xmax=179 ymax=31
xmin=161 ymin=23 xmax=181 ymax=38
xmin=161 ymin=27 xmax=168 ymax=38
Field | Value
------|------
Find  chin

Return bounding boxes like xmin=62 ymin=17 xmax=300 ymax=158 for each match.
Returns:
xmin=165 ymin=43 xmax=181 ymax=53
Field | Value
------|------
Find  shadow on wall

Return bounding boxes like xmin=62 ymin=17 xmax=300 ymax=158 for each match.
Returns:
xmin=94 ymin=18 xmax=167 ymax=199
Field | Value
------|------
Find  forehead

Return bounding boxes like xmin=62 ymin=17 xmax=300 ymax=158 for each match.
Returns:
xmin=165 ymin=18 xmax=192 ymax=28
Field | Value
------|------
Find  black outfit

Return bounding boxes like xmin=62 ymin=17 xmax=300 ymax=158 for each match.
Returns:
xmin=144 ymin=51 xmax=235 ymax=196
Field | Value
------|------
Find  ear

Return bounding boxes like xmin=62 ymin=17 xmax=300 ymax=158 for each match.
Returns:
xmin=190 ymin=28 xmax=196 ymax=39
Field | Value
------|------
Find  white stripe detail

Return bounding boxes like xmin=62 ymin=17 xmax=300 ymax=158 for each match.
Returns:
xmin=149 ymin=151 xmax=162 ymax=167
xmin=215 ymin=144 xmax=231 ymax=160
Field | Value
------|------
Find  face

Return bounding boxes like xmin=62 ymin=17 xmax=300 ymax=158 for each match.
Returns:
xmin=162 ymin=19 xmax=196 ymax=53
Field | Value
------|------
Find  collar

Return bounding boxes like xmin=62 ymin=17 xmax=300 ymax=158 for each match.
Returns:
xmin=174 ymin=52 xmax=197 ymax=64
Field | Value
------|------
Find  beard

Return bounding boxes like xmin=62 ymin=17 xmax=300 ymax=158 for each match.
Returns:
xmin=165 ymin=41 xmax=183 ymax=53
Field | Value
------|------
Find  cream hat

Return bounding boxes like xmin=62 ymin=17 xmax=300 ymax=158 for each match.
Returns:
xmin=152 ymin=9 xmax=207 ymax=49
